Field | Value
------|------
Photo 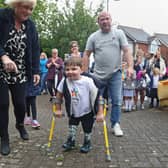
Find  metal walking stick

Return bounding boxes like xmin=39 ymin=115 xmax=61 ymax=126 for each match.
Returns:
xmin=47 ymin=89 xmax=57 ymax=148
xmin=103 ymin=99 xmax=112 ymax=161
xmin=47 ymin=107 xmax=56 ymax=148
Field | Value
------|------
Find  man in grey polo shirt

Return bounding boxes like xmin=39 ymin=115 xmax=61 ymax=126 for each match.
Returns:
xmin=83 ymin=11 xmax=133 ymax=136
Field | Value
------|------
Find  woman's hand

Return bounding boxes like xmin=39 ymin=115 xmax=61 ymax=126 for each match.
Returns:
xmin=51 ymin=59 xmax=55 ymax=64
xmin=1 ymin=55 xmax=18 ymax=73
xmin=52 ymin=61 xmax=60 ymax=68
xmin=33 ymin=74 xmax=40 ymax=85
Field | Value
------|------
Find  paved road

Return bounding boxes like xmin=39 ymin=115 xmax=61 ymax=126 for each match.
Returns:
xmin=1 ymin=94 xmax=168 ymax=168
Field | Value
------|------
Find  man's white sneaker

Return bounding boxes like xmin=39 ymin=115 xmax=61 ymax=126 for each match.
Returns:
xmin=112 ymin=123 xmax=123 ymax=137
xmin=132 ymin=105 xmax=137 ymax=110
xmin=141 ymin=104 xmax=145 ymax=110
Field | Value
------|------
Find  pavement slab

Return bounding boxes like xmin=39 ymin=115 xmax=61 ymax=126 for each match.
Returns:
xmin=0 ymin=94 xmax=168 ymax=168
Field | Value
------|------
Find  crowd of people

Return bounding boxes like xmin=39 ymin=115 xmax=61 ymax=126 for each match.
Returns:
xmin=0 ymin=0 xmax=168 ymax=157
xmin=122 ymin=48 xmax=168 ymax=112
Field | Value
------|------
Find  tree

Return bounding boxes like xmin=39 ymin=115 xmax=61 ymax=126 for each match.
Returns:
xmin=0 ymin=0 xmax=6 ymax=7
xmin=37 ymin=0 xmax=104 ymax=57
xmin=55 ymin=0 xmax=99 ymax=55
xmin=0 ymin=0 xmax=104 ymax=58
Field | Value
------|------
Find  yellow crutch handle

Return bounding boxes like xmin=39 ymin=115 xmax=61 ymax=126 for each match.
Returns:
xmin=52 ymin=103 xmax=56 ymax=113
xmin=103 ymin=99 xmax=107 ymax=116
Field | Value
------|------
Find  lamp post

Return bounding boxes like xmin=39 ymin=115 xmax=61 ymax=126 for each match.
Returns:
xmin=107 ymin=0 xmax=120 ymax=12
xmin=107 ymin=0 xmax=109 ymax=12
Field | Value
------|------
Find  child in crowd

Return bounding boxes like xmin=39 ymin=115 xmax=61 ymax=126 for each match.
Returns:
xmin=24 ymin=80 xmax=41 ymax=128
xmin=133 ymin=70 xmax=150 ymax=110
xmin=123 ymin=65 xmax=136 ymax=112
xmin=54 ymin=57 xmax=104 ymax=153
xmin=149 ymin=67 xmax=160 ymax=108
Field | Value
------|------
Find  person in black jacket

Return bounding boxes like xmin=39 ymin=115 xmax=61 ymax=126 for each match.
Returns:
xmin=0 ymin=0 xmax=40 ymax=155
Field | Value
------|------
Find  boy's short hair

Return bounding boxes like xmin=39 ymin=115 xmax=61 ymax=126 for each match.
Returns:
xmin=64 ymin=56 xmax=82 ymax=68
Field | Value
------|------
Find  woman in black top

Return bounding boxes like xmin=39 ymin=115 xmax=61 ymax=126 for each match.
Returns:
xmin=0 ymin=0 xmax=40 ymax=155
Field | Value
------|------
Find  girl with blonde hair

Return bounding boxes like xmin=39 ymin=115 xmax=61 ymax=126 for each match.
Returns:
xmin=149 ymin=67 xmax=160 ymax=108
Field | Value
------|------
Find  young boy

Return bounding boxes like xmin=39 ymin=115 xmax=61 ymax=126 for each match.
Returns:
xmin=54 ymin=57 xmax=104 ymax=153
xmin=123 ymin=68 xmax=136 ymax=112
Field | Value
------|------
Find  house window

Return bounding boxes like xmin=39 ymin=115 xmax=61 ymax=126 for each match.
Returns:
xmin=149 ymin=40 xmax=159 ymax=54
